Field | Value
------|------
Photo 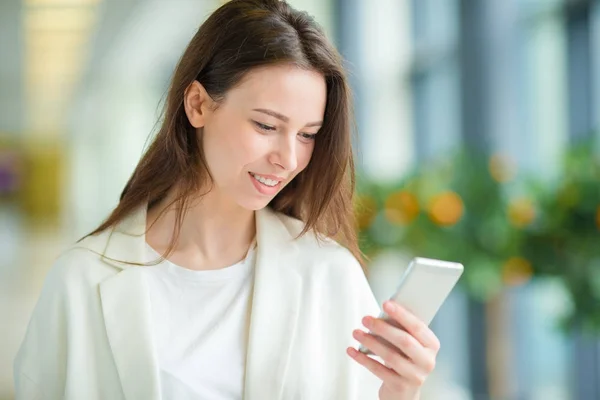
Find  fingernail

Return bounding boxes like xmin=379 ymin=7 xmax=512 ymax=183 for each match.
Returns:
xmin=347 ymin=347 xmax=358 ymax=357
xmin=384 ymin=301 xmax=397 ymax=313
xmin=362 ymin=316 xmax=373 ymax=328
xmin=353 ymin=329 xmax=364 ymax=339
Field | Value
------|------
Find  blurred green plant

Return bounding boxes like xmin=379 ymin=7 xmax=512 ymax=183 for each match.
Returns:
xmin=355 ymin=141 xmax=600 ymax=332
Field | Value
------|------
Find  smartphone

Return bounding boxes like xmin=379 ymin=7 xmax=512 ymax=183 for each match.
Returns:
xmin=358 ymin=257 xmax=464 ymax=355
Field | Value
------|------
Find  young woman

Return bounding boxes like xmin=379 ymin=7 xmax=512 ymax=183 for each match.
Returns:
xmin=14 ymin=1 xmax=440 ymax=399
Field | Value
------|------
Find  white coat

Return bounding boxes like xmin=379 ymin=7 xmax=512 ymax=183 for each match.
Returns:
xmin=14 ymin=206 xmax=382 ymax=399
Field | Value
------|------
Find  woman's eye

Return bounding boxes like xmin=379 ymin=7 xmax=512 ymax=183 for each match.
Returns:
xmin=253 ymin=121 xmax=276 ymax=131
xmin=299 ymin=132 xmax=317 ymax=140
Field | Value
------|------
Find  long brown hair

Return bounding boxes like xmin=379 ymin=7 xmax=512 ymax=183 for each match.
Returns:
xmin=84 ymin=0 xmax=363 ymax=265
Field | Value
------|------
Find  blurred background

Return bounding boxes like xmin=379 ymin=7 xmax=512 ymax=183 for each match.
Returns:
xmin=1 ymin=0 xmax=599 ymax=399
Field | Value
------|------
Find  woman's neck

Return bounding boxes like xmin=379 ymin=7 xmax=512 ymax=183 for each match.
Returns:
xmin=145 ymin=188 xmax=256 ymax=271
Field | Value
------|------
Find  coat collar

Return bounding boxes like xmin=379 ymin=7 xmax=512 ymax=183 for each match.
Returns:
xmin=95 ymin=205 xmax=302 ymax=400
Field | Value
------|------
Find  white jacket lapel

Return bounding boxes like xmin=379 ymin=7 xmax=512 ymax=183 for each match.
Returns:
xmin=243 ymin=209 xmax=302 ymax=400
xmin=96 ymin=206 xmax=161 ymax=400
xmin=100 ymin=268 xmax=161 ymax=400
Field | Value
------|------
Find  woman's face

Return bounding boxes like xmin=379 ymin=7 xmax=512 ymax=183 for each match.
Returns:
xmin=187 ymin=64 xmax=327 ymax=211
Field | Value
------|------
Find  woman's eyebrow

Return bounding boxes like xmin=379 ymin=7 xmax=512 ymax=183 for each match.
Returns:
xmin=252 ymin=108 xmax=323 ymax=127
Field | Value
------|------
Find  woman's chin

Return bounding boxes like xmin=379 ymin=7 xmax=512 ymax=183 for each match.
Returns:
xmin=237 ymin=197 xmax=274 ymax=211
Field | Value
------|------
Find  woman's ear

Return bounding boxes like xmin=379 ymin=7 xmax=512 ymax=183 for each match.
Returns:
xmin=183 ymin=80 xmax=214 ymax=128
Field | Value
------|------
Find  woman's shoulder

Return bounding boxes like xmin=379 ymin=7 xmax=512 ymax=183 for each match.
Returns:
xmin=271 ymin=211 xmax=378 ymax=311
xmin=272 ymin=211 xmax=362 ymax=270
xmin=43 ymin=233 xmax=121 ymax=292
xmin=274 ymin=210 xmax=347 ymax=243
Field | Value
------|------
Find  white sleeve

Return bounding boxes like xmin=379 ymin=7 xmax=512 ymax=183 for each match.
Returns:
xmin=348 ymin=258 xmax=383 ymax=400
xmin=13 ymin=254 xmax=73 ymax=399
xmin=326 ymin=245 xmax=382 ymax=400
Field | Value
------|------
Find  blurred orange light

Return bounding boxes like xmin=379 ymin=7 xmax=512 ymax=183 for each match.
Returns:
xmin=502 ymin=257 xmax=533 ymax=286
xmin=428 ymin=191 xmax=464 ymax=227
xmin=508 ymin=198 xmax=536 ymax=228
xmin=384 ymin=190 xmax=419 ymax=225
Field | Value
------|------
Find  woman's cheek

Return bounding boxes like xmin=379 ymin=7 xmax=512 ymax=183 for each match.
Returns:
xmin=241 ymin=133 xmax=271 ymax=158
xmin=298 ymin=145 xmax=315 ymax=171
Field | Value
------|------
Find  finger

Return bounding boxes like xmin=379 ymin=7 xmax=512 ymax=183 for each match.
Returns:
xmin=363 ymin=316 xmax=435 ymax=373
xmin=346 ymin=347 xmax=409 ymax=389
xmin=383 ymin=301 xmax=441 ymax=352
xmin=353 ymin=330 xmax=426 ymax=386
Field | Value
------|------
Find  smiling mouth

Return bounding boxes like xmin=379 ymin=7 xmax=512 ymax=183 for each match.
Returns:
xmin=249 ymin=172 xmax=282 ymax=187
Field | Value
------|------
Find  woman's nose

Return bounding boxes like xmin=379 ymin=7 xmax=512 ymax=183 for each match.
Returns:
xmin=271 ymin=135 xmax=298 ymax=171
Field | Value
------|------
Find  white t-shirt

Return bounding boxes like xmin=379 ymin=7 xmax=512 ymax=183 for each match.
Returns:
xmin=142 ymin=243 xmax=256 ymax=400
